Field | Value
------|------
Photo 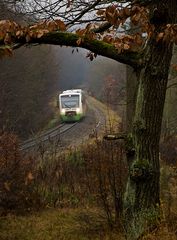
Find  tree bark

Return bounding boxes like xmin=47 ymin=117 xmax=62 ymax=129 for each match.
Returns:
xmin=123 ymin=1 xmax=177 ymax=238
xmin=124 ymin=30 xmax=173 ymax=240
xmin=126 ymin=65 xmax=138 ymax=132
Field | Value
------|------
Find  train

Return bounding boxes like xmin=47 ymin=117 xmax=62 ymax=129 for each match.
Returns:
xmin=58 ymin=89 xmax=86 ymax=122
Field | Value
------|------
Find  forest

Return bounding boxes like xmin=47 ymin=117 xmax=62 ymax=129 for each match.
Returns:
xmin=0 ymin=1 xmax=177 ymax=240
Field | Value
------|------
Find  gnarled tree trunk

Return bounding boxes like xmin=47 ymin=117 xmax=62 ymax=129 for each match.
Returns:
xmin=124 ymin=28 xmax=174 ymax=240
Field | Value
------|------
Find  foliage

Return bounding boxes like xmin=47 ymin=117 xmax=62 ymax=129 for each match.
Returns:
xmin=0 ymin=132 xmax=38 ymax=214
xmin=2 ymin=134 xmax=126 ymax=226
xmin=0 ymin=4 xmax=177 ymax=58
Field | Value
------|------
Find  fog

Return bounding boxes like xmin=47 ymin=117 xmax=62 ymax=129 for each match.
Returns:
xmin=53 ymin=46 xmax=126 ymax=95
xmin=53 ymin=47 xmax=92 ymax=91
xmin=0 ymin=44 xmax=126 ymax=138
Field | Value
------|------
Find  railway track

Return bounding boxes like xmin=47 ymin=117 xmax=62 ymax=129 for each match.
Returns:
xmin=20 ymin=122 xmax=78 ymax=151
xmin=20 ymin=96 xmax=118 ymax=152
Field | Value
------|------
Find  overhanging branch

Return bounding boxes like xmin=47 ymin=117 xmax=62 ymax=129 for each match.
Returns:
xmin=7 ymin=31 xmax=141 ymax=68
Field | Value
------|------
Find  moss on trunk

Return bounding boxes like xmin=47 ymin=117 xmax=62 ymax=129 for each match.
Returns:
xmin=123 ymin=26 xmax=174 ymax=240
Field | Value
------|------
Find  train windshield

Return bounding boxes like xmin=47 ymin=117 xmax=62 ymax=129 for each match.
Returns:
xmin=61 ymin=95 xmax=80 ymax=108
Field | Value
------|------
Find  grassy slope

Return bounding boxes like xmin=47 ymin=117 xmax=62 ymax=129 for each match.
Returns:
xmin=0 ymin=208 xmax=124 ymax=240
xmin=0 ymin=99 xmax=176 ymax=240
xmin=87 ymin=96 xmax=121 ymax=135
xmin=1 ymin=206 xmax=176 ymax=240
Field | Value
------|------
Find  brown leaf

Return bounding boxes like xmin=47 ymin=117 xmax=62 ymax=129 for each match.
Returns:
xmin=131 ymin=6 xmax=140 ymax=15
xmin=4 ymin=33 xmax=12 ymax=44
xmin=118 ymin=9 xmax=124 ymax=19
xmin=114 ymin=42 xmax=123 ymax=53
xmin=76 ymin=29 xmax=87 ymax=36
xmin=4 ymin=182 xmax=10 ymax=191
xmin=124 ymin=7 xmax=131 ymax=17
xmin=25 ymin=172 xmax=34 ymax=185
xmin=16 ymin=30 xmax=23 ymax=38
xmin=105 ymin=5 xmax=119 ymax=25
xmin=29 ymin=24 xmax=38 ymax=30
xmin=131 ymin=12 xmax=141 ymax=25
xmin=47 ymin=21 xmax=57 ymax=31
xmin=27 ymin=172 xmax=34 ymax=181
xmin=103 ymin=35 xmax=113 ymax=43
xmin=55 ymin=19 xmax=66 ymax=31
xmin=123 ymin=43 xmax=130 ymax=50
xmin=96 ymin=9 xmax=105 ymax=16
xmin=0 ymin=20 xmax=8 ymax=26
xmin=36 ymin=30 xmax=45 ymax=38
xmin=135 ymin=34 xmax=143 ymax=46
xmin=76 ymin=38 xmax=82 ymax=46
xmin=156 ymin=32 xmax=164 ymax=42
xmin=28 ymin=31 xmax=35 ymax=37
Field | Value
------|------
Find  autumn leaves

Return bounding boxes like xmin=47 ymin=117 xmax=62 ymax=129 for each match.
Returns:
xmin=0 ymin=4 xmax=177 ymax=57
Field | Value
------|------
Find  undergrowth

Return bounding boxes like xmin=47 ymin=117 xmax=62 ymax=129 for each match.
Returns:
xmin=0 ymin=131 xmax=177 ymax=239
xmin=0 ymin=208 xmax=124 ymax=240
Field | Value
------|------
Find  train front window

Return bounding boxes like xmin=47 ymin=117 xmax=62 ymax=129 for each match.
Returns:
xmin=61 ymin=95 xmax=79 ymax=108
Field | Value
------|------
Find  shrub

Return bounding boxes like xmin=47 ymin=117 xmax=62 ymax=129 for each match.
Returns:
xmin=0 ymin=132 xmax=36 ymax=214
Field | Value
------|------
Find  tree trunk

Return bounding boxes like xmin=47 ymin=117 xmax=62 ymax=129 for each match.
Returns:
xmin=124 ymin=32 xmax=173 ymax=239
xmin=126 ymin=65 xmax=138 ymax=132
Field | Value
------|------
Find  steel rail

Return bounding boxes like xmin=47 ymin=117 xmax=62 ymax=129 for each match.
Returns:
xmin=20 ymin=122 xmax=78 ymax=151
xmin=20 ymin=96 xmax=109 ymax=151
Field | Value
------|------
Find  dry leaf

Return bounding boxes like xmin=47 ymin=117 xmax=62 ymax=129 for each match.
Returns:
xmin=4 ymin=182 xmax=10 ymax=191
xmin=76 ymin=38 xmax=82 ymax=46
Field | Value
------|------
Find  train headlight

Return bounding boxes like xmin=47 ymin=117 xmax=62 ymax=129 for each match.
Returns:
xmin=61 ymin=109 xmax=66 ymax=114
xmin=76 ymin=108 xmax=81 ymax=114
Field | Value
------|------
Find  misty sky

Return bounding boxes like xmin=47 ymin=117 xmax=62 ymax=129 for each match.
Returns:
xmin=53 ymin=46 xmax=126 ymax=92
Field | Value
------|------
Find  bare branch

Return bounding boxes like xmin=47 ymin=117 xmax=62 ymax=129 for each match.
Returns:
xmin=66 ymin=0 xmax=102 ymax=27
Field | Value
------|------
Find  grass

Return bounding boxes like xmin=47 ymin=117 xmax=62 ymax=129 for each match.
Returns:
xmin=0 ymin=208 xmax=125 ymax=240
xmin=88 ymin=96 xmax=121 ymax=131
xmin=1 ymin=102 xmax=177 ymax=240
xmin=1 ymin=207 xmax=176 ymax=240
xmin=141 ymin=222 xmax=177 ymax=240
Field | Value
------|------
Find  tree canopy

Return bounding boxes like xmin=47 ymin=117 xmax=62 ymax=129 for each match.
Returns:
xmin=0 ymin=1 xmax=177 ymax=65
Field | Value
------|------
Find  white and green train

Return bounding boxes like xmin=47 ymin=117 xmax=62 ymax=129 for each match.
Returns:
xmin=59 ymin=89 xmax=86 ymax=122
